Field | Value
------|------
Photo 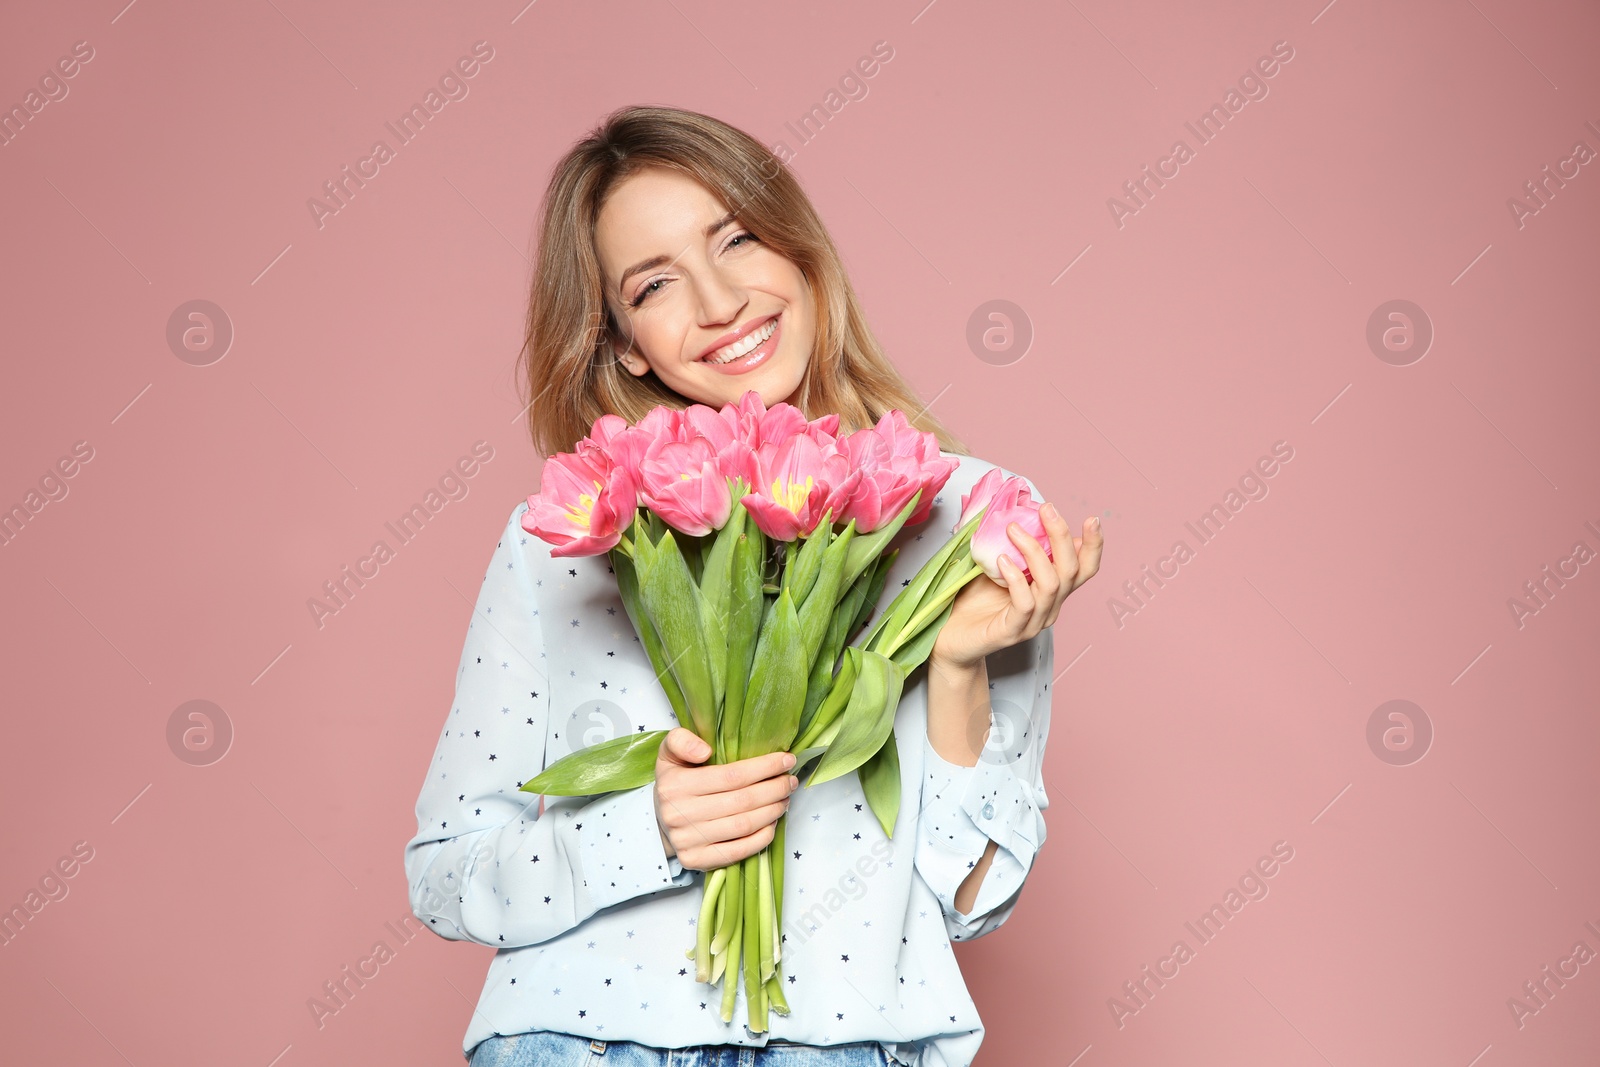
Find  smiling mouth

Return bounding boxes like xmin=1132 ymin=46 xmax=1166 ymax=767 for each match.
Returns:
xmin=700 ymin=315 xmax=779 ymax=365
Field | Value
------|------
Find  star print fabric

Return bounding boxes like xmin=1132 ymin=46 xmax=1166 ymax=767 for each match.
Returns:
xmin=402 ymin=455 xmax=1056 ymax=1067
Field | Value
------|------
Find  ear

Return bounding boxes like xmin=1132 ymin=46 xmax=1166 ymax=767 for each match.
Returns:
xmin=601 ymin=302 xmax=651 ymax=377
xmin=617 ymin=344 xmax=651 ymax=377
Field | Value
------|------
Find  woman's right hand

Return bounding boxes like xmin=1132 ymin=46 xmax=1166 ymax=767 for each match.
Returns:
xmin=653 ymin=727 xmax=799 ymax=872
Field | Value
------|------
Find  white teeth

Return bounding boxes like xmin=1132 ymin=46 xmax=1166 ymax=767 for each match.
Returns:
xmin=703 ymin=318 xmax=776 ymax=364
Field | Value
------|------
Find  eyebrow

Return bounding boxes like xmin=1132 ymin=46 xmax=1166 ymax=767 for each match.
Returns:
xmin=616 ymin=210 xmax=739 ymax=296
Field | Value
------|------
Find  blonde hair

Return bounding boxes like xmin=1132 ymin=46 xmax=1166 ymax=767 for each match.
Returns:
xmin=516 ymin=104 xmax=967 ymax=459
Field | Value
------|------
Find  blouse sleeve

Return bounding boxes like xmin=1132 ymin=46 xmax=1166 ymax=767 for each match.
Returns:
xmin=912 ymin=473 xmax=1056 ymax=942
xmin=403 ymin=502 xmax=695 ymax=949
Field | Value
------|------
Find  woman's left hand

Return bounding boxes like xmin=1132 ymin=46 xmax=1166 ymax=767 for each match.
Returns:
xmin=929 ymin=502 xmax=1103 ymax=672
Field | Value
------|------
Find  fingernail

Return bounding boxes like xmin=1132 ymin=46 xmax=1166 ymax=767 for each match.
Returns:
xmin=1041 ymin=502 xmax=1057 ymax=520
xmin=782 ymin=752 xmax=796 ymax=769
xmin=1091 ymin=516 xmax=1101 ymax=531
xmin=788 ymin=775 xmax=799 ymax=790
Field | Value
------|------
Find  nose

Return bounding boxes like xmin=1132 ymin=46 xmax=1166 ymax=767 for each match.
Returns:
xmin=692 ymin=262 xmax=746 ymax=328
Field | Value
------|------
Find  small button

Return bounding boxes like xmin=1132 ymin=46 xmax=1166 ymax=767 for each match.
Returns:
xmin=981 ymin=801 xmax=995 ymax=819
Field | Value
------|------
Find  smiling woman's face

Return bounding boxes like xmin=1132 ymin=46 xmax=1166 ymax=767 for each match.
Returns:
xmin=594 ymin=166 xmax=816 ymax=411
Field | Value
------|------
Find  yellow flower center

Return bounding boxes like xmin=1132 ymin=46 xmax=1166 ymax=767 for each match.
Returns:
xmin=770 ymin=474 xmax=814 ymax=514
xmin=561 ymin=478 xmax=604 ymax=530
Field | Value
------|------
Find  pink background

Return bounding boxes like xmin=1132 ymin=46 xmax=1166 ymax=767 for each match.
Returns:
xmin=2 ymin=1 xmax=1597 ymax=1064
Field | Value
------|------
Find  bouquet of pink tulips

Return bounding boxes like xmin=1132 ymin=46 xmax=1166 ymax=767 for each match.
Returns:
xmin=517 ymin=389 xmax=1052 ymax=1033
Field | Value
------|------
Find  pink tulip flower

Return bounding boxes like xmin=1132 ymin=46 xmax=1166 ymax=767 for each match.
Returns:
xmin=636 ymin=434 xmax=733 ymax=537
xmin=863 ymin=410 xmax=957 ymax=524
xmin=826 ymin=413 xmax=957 ymax=532
xmin=959 ymin=471 xmax=1055 ymax=583
xmin=521 ymin=448 xmax=639 ymax=557
xmin=741 ymin=431 xmax=847 ymax=541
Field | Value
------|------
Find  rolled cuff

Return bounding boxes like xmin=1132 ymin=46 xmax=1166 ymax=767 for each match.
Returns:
xmin=917 ymin=734 xmax=1044 ymax=926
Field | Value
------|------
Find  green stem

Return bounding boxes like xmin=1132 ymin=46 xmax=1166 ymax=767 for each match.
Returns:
xmin=880 ymin=560 xmax=984 ymax=659
xmin=695 ymin=867 xmax=725 ymax=981
xmin=791 ymin=713 xmax=842 ymax=765
xmin=758 ymin=846 xmax=774 ymax=981
xmin=781 ymin=538 xmax=798 ymax=596
xmin=766 ymin=967 xmax=791 ymax=1016
xmin=742 ymin=852 xmax=764 ymax=1030
xmin=720 ymin=883 xmax=743 ymax=1022
xmin=711 ymin=862 xmax=741 ymax=955
xmin=771 ymin=814 xmax=785 ymax=965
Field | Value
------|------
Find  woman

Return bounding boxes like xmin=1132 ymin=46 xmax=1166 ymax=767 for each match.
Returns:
xmin=404 ymin=105 xmax=1103 ymax=1067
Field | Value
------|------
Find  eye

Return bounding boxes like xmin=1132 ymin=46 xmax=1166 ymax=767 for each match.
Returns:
xmin=725 ymin=231 xmax=759 ymax=251
xmin=629 ymin=278 xmax=665 ymax=308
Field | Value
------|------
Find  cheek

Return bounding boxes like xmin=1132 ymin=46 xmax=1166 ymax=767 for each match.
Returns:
xmin=748 ymin=250 xmax=809 ymax=303
xmin=626 ymin=312 xmax=684 ymax=362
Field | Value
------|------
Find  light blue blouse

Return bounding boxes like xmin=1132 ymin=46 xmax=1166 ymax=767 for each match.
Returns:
xmin=403 ymin=453 xmax=1055 ymax=1067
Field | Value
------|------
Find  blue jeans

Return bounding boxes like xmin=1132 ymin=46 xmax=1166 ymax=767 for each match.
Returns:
xmin=469 ymin=1030 xmax=892 ymax=1067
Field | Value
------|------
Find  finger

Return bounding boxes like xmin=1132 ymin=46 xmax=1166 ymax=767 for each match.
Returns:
xmin=1009 ymin=520 xmax=1061 ymax=605
xmin=678 ymin=748 xmax=794 ymax=793
xmin=684 ymin=800 xmax=789 ymax=857
xmin=683 ymin=770 xmax=798 ymax=823
xmin=678 ymin=819 xmax=779 ymax=872
xmin=658 ymin=727 xmax=713 ymax=768
xmin=997 ymin=555 xmax=1034 ymax=629
xmin=1038 ymin=502 xmax=1081 ymax=592
xmin=1073 ymin=516 xmax=1104 ymax=590
xmin=1004 ymin=538 xmax=1054 ymax=638
xmin=655 ymin=789 xmax=730 ymax=869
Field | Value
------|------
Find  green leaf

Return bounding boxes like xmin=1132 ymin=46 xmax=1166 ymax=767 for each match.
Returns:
xmin=857 ymin=728 xmax=902 ymax=839
xmin=841 ymin=490 xmax=921 ymax=589
xmin=795 ymin=520 xmax=855 ymax=673
xmin=612 ymin=544 xmax=689 ymax=725
xmin=703 ymin=602 xmax=727 ymax=717
xmin=636 ymin=530 xmax=717 ymax=741
xmin=699 ymin=502 xmax=746 ymax=722
xmin=789 ymin=741 xmax=831 ymax=775
xmin=721 ymin=530 xmax=764 ymax=762
xmin=889 ymin=592 xmax=958 ymax=674
xmin=794 ymin=647 xmax=858 ymax=754
xmin=794 ymin=530 xmax=872 ymax=736
xmin=519 ymin=729 xmax=667 ymax=796
xmin=808 ymin=650 xmax=906 ymax=788
xmin=795 ymin=531 xmax=898 ymax=740
xmin=859 ymin=504 xmax=983 ymax=655
xmin=784 ymin=509 xmax=832 ymax=605
xmin=851 ymin=547 xmax=897 ymax=638
xmin=740 ymin=585 xmax=807 ymax=756
xmin=682 ymin=530 xmax=705 ymax=585
xmin=699 ymin=500 xmax=745 ymax=645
